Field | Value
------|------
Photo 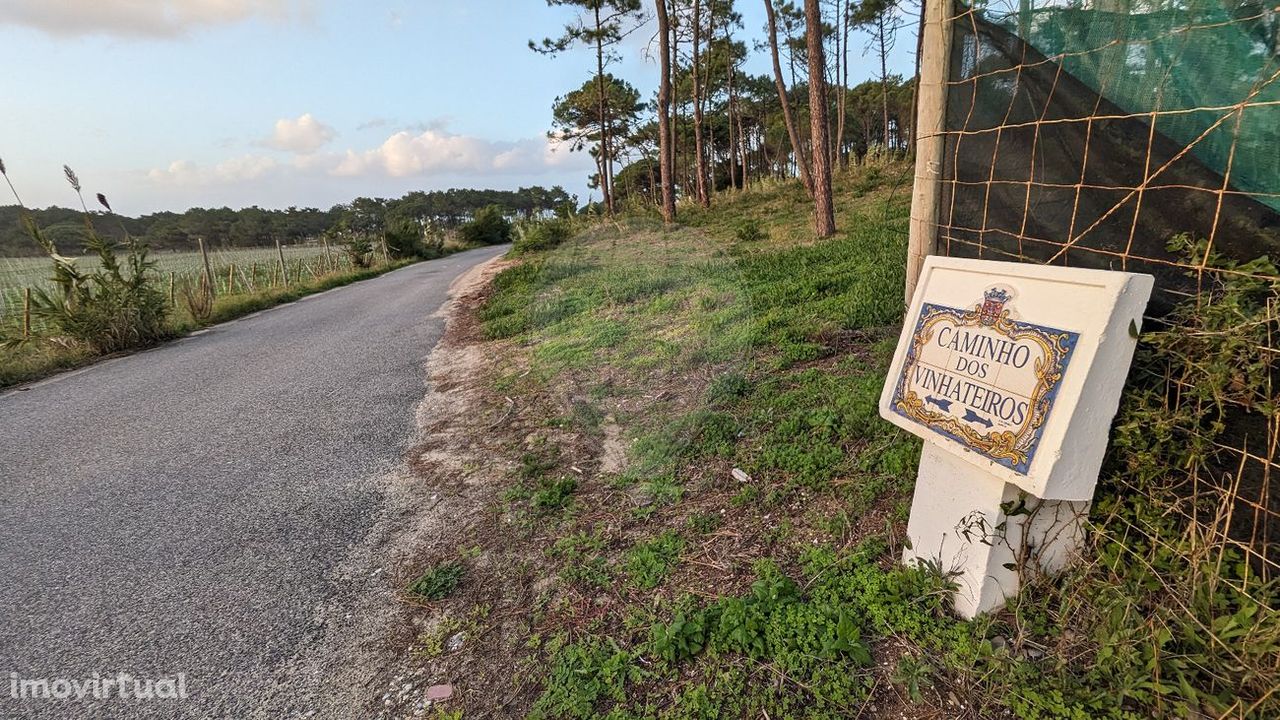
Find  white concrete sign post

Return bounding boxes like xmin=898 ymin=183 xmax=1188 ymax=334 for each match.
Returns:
xmin=880 ymin=257 xmax=1153 ymax=618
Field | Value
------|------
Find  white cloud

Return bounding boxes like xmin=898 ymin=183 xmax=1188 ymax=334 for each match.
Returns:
xmin=331 ymin=129 xmax=580 ymax=179
xmin=145 ymin=130 xmax=589 ymax=196
xmin=1 ymin=0 xmax=313 ymax=38
xmin=263 ymin=113 xmax=335 ymax=154
xmin=147 ymin=154 xmax=277 ymax=185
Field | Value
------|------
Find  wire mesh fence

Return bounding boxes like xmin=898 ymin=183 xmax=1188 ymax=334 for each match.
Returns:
xmin=930 ymin=0 xmax=1278 ymax=586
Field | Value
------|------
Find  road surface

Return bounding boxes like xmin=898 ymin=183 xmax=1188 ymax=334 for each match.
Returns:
xmin=0 ymin=245 xmax=508 ymax=718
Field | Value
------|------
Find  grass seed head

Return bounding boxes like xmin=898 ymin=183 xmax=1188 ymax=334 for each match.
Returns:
xmin=63 ymin=165 xmax=80 ymax=192
xmin=97 ymin=193 xmax=111 ymax=211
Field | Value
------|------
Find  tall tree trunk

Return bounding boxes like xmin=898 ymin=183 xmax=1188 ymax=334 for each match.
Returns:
xmin=760 ymin=111 xmax=774 ymax=177
xmin=879 ymin=13 xmax=890 ymax=149
xmin=594 ymin=151 xmax=607 ymax=209
xmin=805 ymin=0 xmax=836 ymax=236
xmin=707 ymin=0 xmax=720 ymax=195
xmin=656 ymin=0 xmax=677 ymax=224
xmin=671 ymin=11 xmax=681 ymax=200
xmin=764 ymin=0 xmax=814 ymax=196
xmin=647 ymin=150 xmax=657 ymax=204
xmin=726 ymin=19 xmax=738 ymax=191
xmin=828 ymin=0 xmax=838 ymax=167
xmin=836 ymin=0 xmax=850 ymax=166
xmin=737 ymin=102 xmax=749 ymax=189
xmin=594 ymin=6 xmax=614 ymax=214
xmin=691 ymin=0 xmax=710 ymax=206
xmin=605 ymin=108 xmax=616 ymax=203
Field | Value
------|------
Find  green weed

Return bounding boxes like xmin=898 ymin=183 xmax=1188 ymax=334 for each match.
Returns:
xmin=638 ymin=476 xmax=682 ymax=507
xmin=551 ymin=529 xmax=612 ymax=589
xmin=739 ymin=364 xmax=901 ymax=489
xmin=686 ymin=512 xmax=721 ymax=534
xmin=416 ymin=603 xmax=490 ymax=659
xmin=622 ymin=531 xmax=684 ymax=590
xmin=890 ymin=654 xmax=935 ymax=703
xmin=531 ymin=476 xmax=577 ymax=512
xmin=408 ymin=562 xmax=464 ymax=601
xmin=528 ymin=637 xmax=645 ymax=720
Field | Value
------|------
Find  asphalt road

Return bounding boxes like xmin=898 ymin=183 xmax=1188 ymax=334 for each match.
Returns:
xmin=0 ymin=245 xmax=507 ymax=719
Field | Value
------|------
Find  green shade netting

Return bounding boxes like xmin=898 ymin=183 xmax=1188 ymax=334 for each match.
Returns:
xmin=978 ymin=0 xmax=1280 ymax=210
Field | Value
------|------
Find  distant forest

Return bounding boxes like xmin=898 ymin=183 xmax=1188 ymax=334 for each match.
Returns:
xmin=0 ymin=185 xmax=576 ymax=257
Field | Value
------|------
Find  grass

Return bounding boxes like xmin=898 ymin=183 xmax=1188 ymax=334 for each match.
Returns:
xmin=448 ymin=162 xmax=943 ymax=715
xmin=411 ymin=161 xmax=1278 ymax=719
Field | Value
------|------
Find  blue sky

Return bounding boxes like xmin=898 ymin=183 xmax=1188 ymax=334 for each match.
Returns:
xmin=1 ymin=0 xmax=914 ymax=214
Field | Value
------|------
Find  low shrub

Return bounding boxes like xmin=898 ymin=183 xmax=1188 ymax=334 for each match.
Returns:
xmin=458 ymin=205 xmax=512 ymax=246
xmin=180 ymin=276 xmax=213 ymax=322
xmin=6 ymin=164 xmax=170 ymax=354
xmin=513 ymin=217 xmax=572 ymax=254
xmin=385 ymin=218 xmax=445 ymax=259
xmin=344 ymin=236 xmax=374 ymax=268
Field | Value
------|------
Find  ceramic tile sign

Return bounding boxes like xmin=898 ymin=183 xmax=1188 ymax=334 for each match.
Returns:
xmin=888 ymin=287 xmax=1079 ymax=475
xmin=882 ymin=256 xmax=1153 ymax=618
xmin=880 ymin=256 xmax=1154 ymax=501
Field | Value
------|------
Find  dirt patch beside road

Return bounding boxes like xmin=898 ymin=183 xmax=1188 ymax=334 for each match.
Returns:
xmin=367 ymin=254 xmax=558 ymax=718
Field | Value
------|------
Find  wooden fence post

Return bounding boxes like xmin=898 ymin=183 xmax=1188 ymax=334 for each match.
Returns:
xmin=275 ymin=237 xmax=289 ymax=288
xmin=227 ymin=263 xmax=236 ymax=294
xmin=22 ymin=287 xmax=31 ymax=339
xmin=169 ymin=272 xmax=176 ymax=306
xmin=905 ymin=0 xmax=954 ymax=303
xmin=198 ymin=237 xmax=216 ymax=298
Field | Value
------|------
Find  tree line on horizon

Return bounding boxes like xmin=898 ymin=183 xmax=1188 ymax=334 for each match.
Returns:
xmin=0 ymin=185 xmax=577 ymax=257
xmin=534 ymin=0 xmax=918 ymax=237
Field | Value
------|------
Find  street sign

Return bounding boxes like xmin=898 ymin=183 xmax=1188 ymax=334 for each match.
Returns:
xmin=881 ymin=256 xmax=1153 ymax=500
xmin=881 ymin=256 xmax=1153 ymax=617
xmin=887 ymin=287 xmax=1080 ymax=475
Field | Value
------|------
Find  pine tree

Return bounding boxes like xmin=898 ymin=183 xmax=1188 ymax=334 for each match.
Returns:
xmin=764 ymin=0 xmax=814 ymax=196
xmin=532 ymin=1 xmax=647 ymax=214
xmin=805 ymin=0 xmax=836 ymax=236
xmin=655 ymin=0 xmax=678 ymax=224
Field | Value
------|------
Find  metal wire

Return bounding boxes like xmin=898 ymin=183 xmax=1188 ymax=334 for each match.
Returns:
xmin=935 ymin=0 xmax=1279 ymax=582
